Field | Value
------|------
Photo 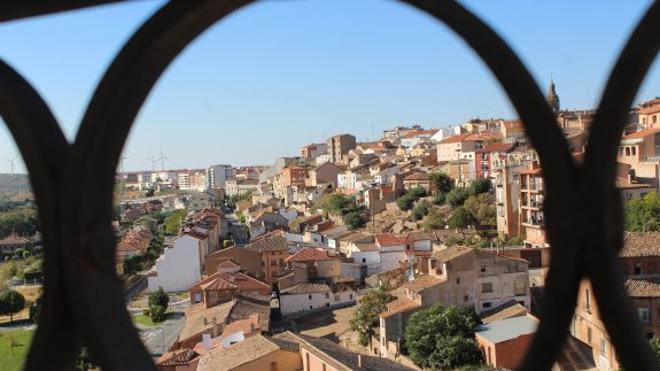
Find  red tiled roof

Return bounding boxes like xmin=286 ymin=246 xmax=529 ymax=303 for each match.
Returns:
xmin=0 ymin=233 xmax=32 ymax=246
xmin=286 ymin=248 xmax=333 ymax=263
xmin=622 ymin=127 xmax=660 ymax=141
xmin=625 ymin=277 xmax=660 ymax=298
xmin=639 ymin=98 xmax=660 ymax=115
xmin=380 ymin=297 xmax=421 ymax=318
xmin=375 ymin=233 xmax=407 ymax=247
xmin=245 ymin=232 xmax=288 ymax=252
xmin=620 ymin=232 xmax=660 ymax=258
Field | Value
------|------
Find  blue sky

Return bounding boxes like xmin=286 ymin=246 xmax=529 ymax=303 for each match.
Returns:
xmin=1 ymin=0 xmax=658 ymax=172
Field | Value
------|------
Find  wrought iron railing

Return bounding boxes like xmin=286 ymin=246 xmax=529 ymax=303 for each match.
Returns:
xmin=0 ymin=1 xmax=659 ymax=370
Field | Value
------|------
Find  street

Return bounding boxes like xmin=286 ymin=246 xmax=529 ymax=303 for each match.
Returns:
xmin=138 ymin=311 xmax=186 ymax=357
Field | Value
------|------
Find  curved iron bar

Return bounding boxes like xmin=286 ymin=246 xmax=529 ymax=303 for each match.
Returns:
xmin=0 ymin=60 xmax=76 ymax=370
xmin=579 ymin=3 xmax=660 ymax=370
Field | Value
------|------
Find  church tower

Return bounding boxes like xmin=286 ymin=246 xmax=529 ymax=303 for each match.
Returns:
xmin=547 ymin=77 xmax=560 ymax=113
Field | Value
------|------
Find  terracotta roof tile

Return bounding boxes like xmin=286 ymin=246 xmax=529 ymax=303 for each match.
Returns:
xmin=403 ymin=275 xmax=444 ymax=292
xmin=620 ymin=232 xmax=660 ymax=258
xmin=280 ymin=283 xmax=330 ymax=295
xmin=625 ymin=277 xmax=660 ymax=298
xmin=375 ymin=233 xmax=407 ymax=247
xmin=286 ymin=248 xmax=333 ymax=262
xmin=380 ymin=297 xmax=421 ymax=318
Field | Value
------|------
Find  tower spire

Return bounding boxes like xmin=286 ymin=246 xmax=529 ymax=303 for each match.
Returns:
xmin=547 ymin=76 xmax=560 ymax=113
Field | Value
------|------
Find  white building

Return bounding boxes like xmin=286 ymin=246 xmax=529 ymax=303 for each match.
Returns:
xmin=147 ymin=232 xmax=209 ymax=292
xmin=430 ymin=127 xmax=451 ymax=142
xmin=374 ymin=234 xmax=408 ymax=272
xmin=207 ymin=164 xmax=234 ymax=189
xmin=279 ymin=283 xmax=356 ymax=316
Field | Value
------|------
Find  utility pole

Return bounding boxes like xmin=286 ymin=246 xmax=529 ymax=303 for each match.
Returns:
xmin=5 ymin=156 xmax=16 ymax=174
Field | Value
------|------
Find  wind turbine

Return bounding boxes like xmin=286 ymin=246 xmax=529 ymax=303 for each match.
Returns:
xmin=5 ymin=156 xmax=17 ymax=174
xmin=156 ymin=148 xmax=170 ymax=171
xmin=148 ymin=157 xmax=158 ymax=171
xmin=119 ymin=156 xmax=130 ymax=173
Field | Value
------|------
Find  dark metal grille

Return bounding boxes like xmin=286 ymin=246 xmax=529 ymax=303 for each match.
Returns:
xmin=0 ymin=1 xmax=658 ymax=370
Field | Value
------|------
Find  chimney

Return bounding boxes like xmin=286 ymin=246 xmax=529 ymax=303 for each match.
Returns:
xmin=358 ymin=354 xmax=362 ymax=368
xmin=202 ymin=333 xmax=212 ymax=351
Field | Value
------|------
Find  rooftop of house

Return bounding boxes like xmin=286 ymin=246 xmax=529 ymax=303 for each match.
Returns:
xmin=375 ymin=233 xmax=408 ymax=247
xmin=196 ymin=334 xmax=296 ymax=371
xmin=476 ymin=315 xmax=539 ymax=344
xmin=615 ymin=177 xmax=656 ymax=189
xmin=639 ymin=97 xmax=660 ymax=115
xmin=354 ymin=242 xmax=379 ymax=252
xmin=286 ymin=247 xmax=334 ymax=263
xmin=433 ymin=245 xmax=473 ymax=262
xmin=244 ymin=232 xmax=288 ymax=252
xmin=622 ymin=126 xmax=660 ymax=141
xmin=403 ymin=172 xmax=429 ymax=181
xmin=294 ymin=333 xmax=416 ymax=370
xmin=479 ymin=299 xmax=529 ymax=324
xmin=403 ymin=274 xmax=444 ymax=293
xmin=180 ymin=300 xmax=236 ymax=342
xmin=281 ymin=282 xmax=332 ymax=295
xmin=475 ymin=142 xmax=515 ymax=153
xmin=156 ymin=348 xmax=200 ymax=367
xmin=380 ymin=297 xmax=422 ymax=319
xmin=190 ymin=271 xmax=271 ymax=293
xmin=625 ymin=277 xmax=660 ymax=298
xmin=0 ymin=233 xmax=33 ymax=245
xmin=216 ymin=260 xmax=241 ymax=270
xmin=620 ymin=232 xmax=660 ymax=258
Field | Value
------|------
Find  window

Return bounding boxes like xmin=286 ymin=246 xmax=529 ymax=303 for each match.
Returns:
xmin=587 ymin=327 xmax=593 ymax=344
xmin=482 ymin=282 xmax=493 ymax=293
xmin=654 ymin=115 xmax=658 ymax=124
xmin=480 ymin=265 xmax=486 ymax=272
xmin=456 ymin=278 xmax=460 ymax=285
xmin=306 ymin=352 xmax=310 ymax=371
xmin=482 ymin=302 xmax=492 ymax=309
xmin=308 ymin=294 xmax=312 ymax=300
xmin=632 ymin=146 xmax=637 ymax=156
xmin=585 ymin=288 xmax=591 ymax=311
xmin=600 ymin=338 xmax=607 ymax=357
xmin=325 ymin=293 xmax=329 ymax=299
xmin=270 ymin=362 xmax=278 ymax=371
xmin=638 ymin=308 xmax=651 ymax=325
xmin=349 ymin=294 xmax=353 ymax=300
xmin=634 ymin=262 xmax=644 ymax=275
xmin=464 ymin=295 xmax=469 ymax=302
xmin=309 ymin=305 xmax=313 ymax=309
xmin=335 ymin=294 xmax=340 ymax=302
xmin=362 ymin=258 xmax=366 ymax=263
xmin=626 ymin=147 xmax=631 ymax=156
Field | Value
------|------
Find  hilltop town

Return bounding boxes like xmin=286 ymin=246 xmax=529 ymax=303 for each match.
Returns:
xmin=3 ymin=90 xmax=659 ymax=370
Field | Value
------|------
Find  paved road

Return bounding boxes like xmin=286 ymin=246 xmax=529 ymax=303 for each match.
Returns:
xmin=139 ymin=311 xmax=186 ymax=357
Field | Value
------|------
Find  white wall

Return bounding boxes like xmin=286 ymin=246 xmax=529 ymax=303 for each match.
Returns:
xmin=147 ymin=235 xmax=203 ymax=292
xmin=380 ymin=250 xmax=407 ymax=272
xmin=280 ymin=290 xmax=356 ymax=316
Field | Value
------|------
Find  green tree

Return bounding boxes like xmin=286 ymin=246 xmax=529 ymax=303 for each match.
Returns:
xmin=432 ymin=192 xmax=446 ymax=206
xmin=423 ymin=209 xmax=446 ymax=231
xmin=0 ymin=289 xmax=26 ymax=323
xmin=148 ymin=287 xmax=170 ymax=322
xmin=344 ymin=211 xmax=365 ymax=230
xmin=650 ymin=337 xmax=660 ymax=363
xmin=404 ymin=305 xmax=482 ymax=370
xmin=163 ymin=209 xmax=188 ymax=235
xmin=625 ymin=191 xmax=660 ymax=232
xmin=397 ymin=194 xmax=416 ymax=211
xmin=448 ymin=206 xmax=476 ymax=229
xmin=350 ymin=287 xmax=395 ymax=346
xmin=469 ymin=178 xmax=492 ymax=196
xmin=29 ymin=297 xmax=42 ymax=323
xmin=411 ymin=200 xmax=430 ymax=221
xmin=446 ymin=188 xmax=470 ymax=208
xmin=429 ymin=172 xmax=453 ymax=194
xmin=464 ymin=194 xmax=497 ymax=228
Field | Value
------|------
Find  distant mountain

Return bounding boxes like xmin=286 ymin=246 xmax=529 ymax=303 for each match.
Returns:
xmin=0 ymin=173 xmax=31 ymax=193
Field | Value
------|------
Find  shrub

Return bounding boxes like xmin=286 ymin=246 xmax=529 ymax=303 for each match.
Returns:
xmin=411 ymin=201 xmax=430 ymax=221
xmin=446 ymin=188 xmax=470 ymax=208
xmin=397 ymin=194 xmax=416 ymax=211
xmin=448 ymin=207 xmax=476 ymax=229
xmin=469 ymin=178 xmax=492 ymax=196
xmin=432 ymin=192 xmax=446 ymax=205
xmin=344 ymin=211 xmax=365 ymax=230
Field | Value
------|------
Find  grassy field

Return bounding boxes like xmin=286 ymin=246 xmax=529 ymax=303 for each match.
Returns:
xmin=132 ymin=312 xmax=174 ymax=328
xmin=0 ymin=329 xmax=33 ymax=371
